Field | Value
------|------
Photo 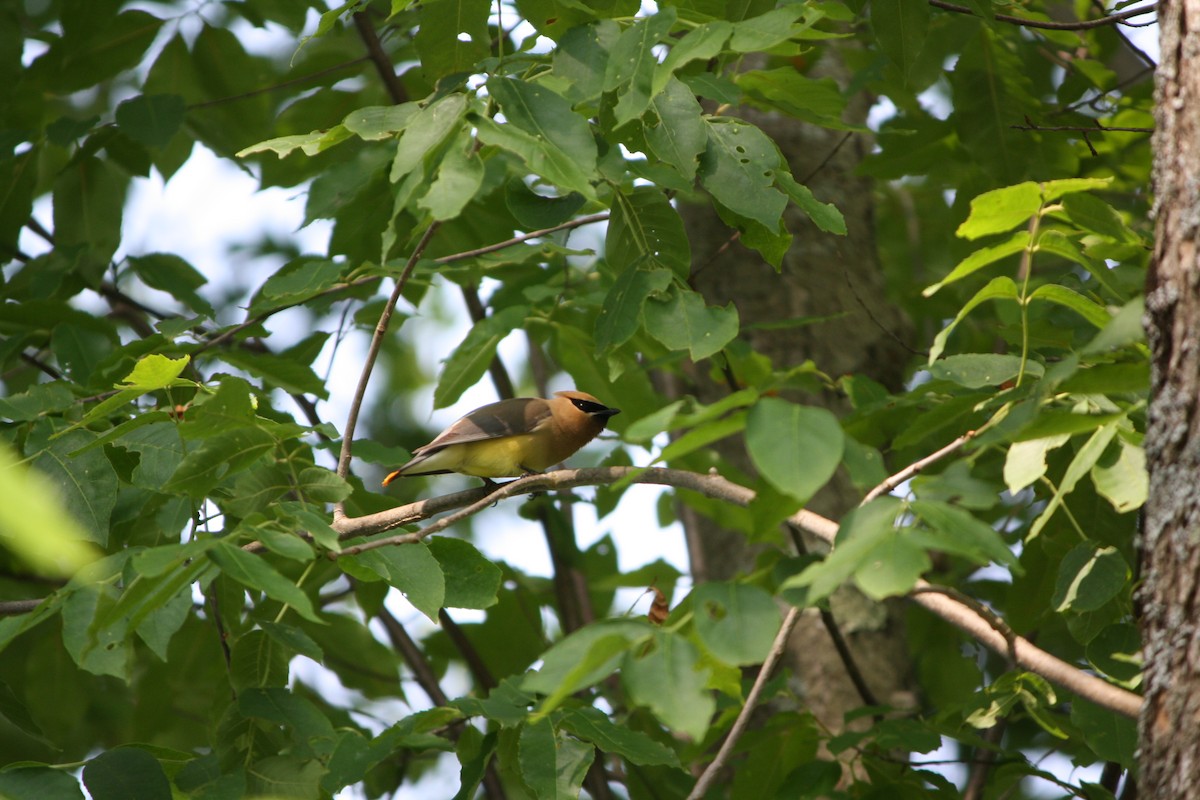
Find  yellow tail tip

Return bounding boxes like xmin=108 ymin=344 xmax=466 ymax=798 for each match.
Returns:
xmin=381 ymin=469 xmax=402 ymax=487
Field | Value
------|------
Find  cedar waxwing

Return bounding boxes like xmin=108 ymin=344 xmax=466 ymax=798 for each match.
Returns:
xmin=382 ymin=390 xmax=620 ymax=485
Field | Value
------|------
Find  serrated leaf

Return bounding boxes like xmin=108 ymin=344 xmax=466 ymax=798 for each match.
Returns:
xmin=924 ymin=232 xmax=1029 ymax=297
xmin=390 ymin=94 xmax=468 ymax=182
xmin=164 ymin=427 xmax=276 ymax=497
xmin=604 ymin=8 xmax=677 ymax=127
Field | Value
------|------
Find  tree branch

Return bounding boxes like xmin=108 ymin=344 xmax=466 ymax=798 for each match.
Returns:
xmin=928 ymin=0 xmax=1157 ymax=30
xmin=334 ymin=223 xmax=440 ymax=517
xmin=686 ymin=606 xmax=803 ymax=800
xmin=862 ymin=430 xmax=976 ymax=504
xmin=329 ymin=465 xmax=1143 ymax=719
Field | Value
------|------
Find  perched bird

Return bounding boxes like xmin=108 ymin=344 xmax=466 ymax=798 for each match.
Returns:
xmin=382 ymin=390 xmax=620 ymax=485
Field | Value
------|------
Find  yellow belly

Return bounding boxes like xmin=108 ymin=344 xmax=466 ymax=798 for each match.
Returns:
xmin=425 ymin=435 xmax=551 ymax=478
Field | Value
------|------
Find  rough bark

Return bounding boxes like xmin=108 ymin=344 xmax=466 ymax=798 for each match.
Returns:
xmin=675 ymin=51 xmax=917 ymax=731
xmin=1139 ymin=0 xmax=1200 ymax=793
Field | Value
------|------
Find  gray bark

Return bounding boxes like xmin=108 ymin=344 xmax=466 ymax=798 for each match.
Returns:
xmin=1140 ymin=0 xmax=1200 ymax=793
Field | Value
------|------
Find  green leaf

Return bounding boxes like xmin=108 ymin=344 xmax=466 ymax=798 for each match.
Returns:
xmin=643 ymin=287 xmax=738 ymax=361
xmin=782 ymin=498 xmax=900 ymax=605
xmin=429 ymin=537 xmax=501 ymax=609
xmin=909 ymin=500 xmax=1019 ymax=569
xmin=419 ymin=131 xmax=485 ymax=221
xmin=390 ymin=94 xmax=468 ymax=182
xmin=956 ymin=182 xmax=1041 ymax=240
xmin=128 ymin=254 xmax=215 ymax=317
xmin=1086 ymin=624 xmax=1141 ymax=684
xmin=1029 ymin=422 xmax=1119 ymax=540
xmin=518 ymin=718 xmax=559 ymax=800
xmin=82 ymin=748 xmax=171 ymax=800
xmin=853 ymin=533 xmax=930 ymax=600
xmin=434 ymin=305 xmax=528 ymax=408
xmin=504 ymin=180 xmax=586 ymax=229
xmin=728 ymin=6 xmax=808 ymax=51
xmin=1028 ymin=284 xmax=1111 ymax=329
xmin=1091 ymin=438 xmax=1147 ymax=513
xmin=776 ymin=172 xmax=846 ymax=234
xmin=1003 ymin=434 xmax=1069 ymax=494
xmin=163 ymin=427 xmax=277 ymax=497
xmin=921 ymin=277 xmax=1017 ymax=362
xmin=595 ymin=267 xmax=674 ymax=353
xmin=1053 ymin=545 xmax=1129 ymax=613
xmin=0 ymin=439 xmax=101 ymax=575
xmin=342 ymin=103 xmax=420 ymax=140
xmin=871 ymin=0 xmax=929 ymax=82
xmin=1071 ymin=700 xmax=1136 ymax=769
xmin=27 ymin=424 xmax=117 ymax=547
xmin=1039 ymin=177 xmax=1113 ymax=202
xmin=657 ymin=411 xmax=747 ymax=464
xmin=230 ymin=629 xmax=290 ymax=690
xmin=644 ymin=77 xmax=707 ymax=182
xmin=735 ymin=68 xmax=852 ymax=130
xmin=559 ymin=707 xmax=681 ymax=767
xmin=691 ymin=582 xmax=779 ymax=666
xmin=414 ymin=0 xmax=490 ymax=80
xmin=207 ymin=542 xmax=323 ymax=624
xmin=745 ymin=397 xmax=843 ymax=501
xmin=929 ymin=353 xmax=1039 ymax=388
xmin=1061 ymin=192 xmax=1139 ymax=243
xmin=554 ymin=21 xmax=621 ymax=105
xmin=924 ymin=232 xmax=1029 ymax=297
xmin=115 ymin=94 xmax=186 ymax=148
xmin=350 ymin=544 xmax=446 ymax=622
xmin=486 ymin=78 xmax=599 ymax=195
xmin=523 ymin=619 xmax=648 ymax=699
xmin=53 ymin=157 xmax=126 ymax=270
xmin=0 ymin=766 xmax=86 ymax=800
xmin=604 ymin=7 xmax=677 ymax=127
xmin=653 ymin=21 xmax=732 ymax=95
xmin=606 ymin=187 xmax=690 ymax=277
xmin=238 ymin=687 xmax=336 ymax=740
xmin=621 ymin=631 xmax=713 ymax=740
xmin=698 ymin=118 xmax=788 ymax=230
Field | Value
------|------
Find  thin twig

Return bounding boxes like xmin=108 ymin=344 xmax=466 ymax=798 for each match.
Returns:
xmin=439 ymin=609 xmax=497 ymax=690
xmin=187 ymin=57 xmax=371 ymax=111
xmin=1011 ymin=120 xmax=1154 ymax=134
xmin=353 ymin=11 xmax=409 ymax=105
xmin=327 ymin=466 xmax=1143 ymax=720
xmin=862 ymin=430 xmax=976 ymax=504
xmin=334 ymin=223 xmax=440 ymax=515
xmin=431 ymin=212 xmax=610 ymax=265
xmin=928 ymin=0 xmax=1157 ymax=30
xmin=0 ymin=599 xmax=44 ymax=616
xmin=377 ymin=605 xmax=448 ymax=704
xmin=686 ymin=606 xmax=803 ymax=800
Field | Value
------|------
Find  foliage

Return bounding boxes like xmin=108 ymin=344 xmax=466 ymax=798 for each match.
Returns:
xmin=0 ymin=0 xmax=1153 ymax=798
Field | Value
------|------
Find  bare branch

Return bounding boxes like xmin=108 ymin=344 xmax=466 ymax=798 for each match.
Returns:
xmin=686 ymin=606 xmax=803 ymax=800
xmin=331 ymin=465 xmax=1143 ymax=719
xmin=334 ymin=223 xmax=440 ymax=515
xmin=862 ymin=430 xmax=976 ymax=504
xmin=928 ymin=0 xmax=1157 ymax=30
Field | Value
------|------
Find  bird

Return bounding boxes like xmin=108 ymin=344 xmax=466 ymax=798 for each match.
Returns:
xmin=382 ymin=390 xmax=620 ymax=486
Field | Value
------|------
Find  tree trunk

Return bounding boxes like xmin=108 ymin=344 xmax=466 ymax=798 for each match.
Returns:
xmin=1139 ymin=0 xmax=1200 ymax=793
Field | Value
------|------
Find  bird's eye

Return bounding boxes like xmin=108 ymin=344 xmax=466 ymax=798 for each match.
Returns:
xmin=572 ymin=399 xmax=607 ymax=414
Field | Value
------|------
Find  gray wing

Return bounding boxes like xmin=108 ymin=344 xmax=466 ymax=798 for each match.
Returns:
xmin=413 ymin=398 xmax=551 ymax=455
